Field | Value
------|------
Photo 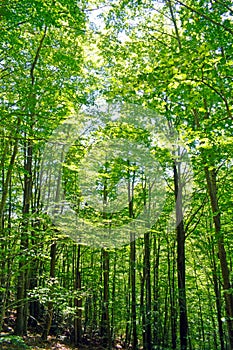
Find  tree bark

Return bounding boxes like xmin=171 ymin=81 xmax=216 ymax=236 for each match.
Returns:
xmin=15 ymin=137 xmax=33 ymax=336
xmin=15 ymin=26 xmax=47 ymax=336
xmin=128 ymin=165 xmax=138 ymax=350
xmin=153 ymin=234 xmax=160 ymax=348
xmin=100 ymin=248 xmax=111 ymax=349
xmin=205 ymin=167 xmax=233 ymax=349
xmin=74 ymin=244 xmax=82 ymax=345
xmin=41 ymin=241 xmax=57 ymax=340
xmin=209 ymin=236 xmax=225 ymax=350
xmin=168 ymin=238 xmax=177 ymax=350
xmin=174 ymin=161 xmax=188 ymax=350
xmin=100 ymin=179 xmax=111 ymax=349
xmin=143 ymin=231 xmax=152 ymax=350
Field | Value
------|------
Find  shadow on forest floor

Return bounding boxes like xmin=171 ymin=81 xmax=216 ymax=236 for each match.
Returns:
xmin=24 ymin=334 xmax=126 ymax=349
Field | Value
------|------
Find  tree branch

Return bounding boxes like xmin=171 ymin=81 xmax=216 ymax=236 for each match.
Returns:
xmin=30 ymin=26 xmax=48 ymax=86
xmin=175 ymin=0 xmax=233 ymax=36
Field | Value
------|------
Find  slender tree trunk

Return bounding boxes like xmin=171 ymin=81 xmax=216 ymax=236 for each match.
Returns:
xmin=205 ymin=167 xmax=233 ymax=349
xmin=153 ymin=234 xmax=160 ymax=348
xmin=208 ymin=236 xmax=225 ymax=350
xmin=100 ymin=179 xmax=111 ymax=349
xmin=174 ymin=161 xmax=188 ymax=350
xmin=41 ymin=241 xmax=57 ymax=340
xmin=0 ymin=126 xmax=20 ymax=331
xmin=125 ymin=264 xmax=131 ymax=347
xmin=165 ymin=3 xmax=189 ymax=345
xmin=168 ymin=238 xmax=177 ymax=350
xmin=15 ymin=137 xmax=33 ymax=336
xmin=193 ymin=105 xmax=232 ymax=348
xmin=74 ymin=244 xmax=82 ymax=345
xmin=161 ymin=283 xmax=169 ymax=349
xmin=15 ymin=27 xmax=47 ymax=336
xmin=141 ymin=176 xmax=152 ymax=350
xmin=28 ymin=155 xmax=42 ymax=327
xmin=140 ymin=267 xmax=146 ymax=349
xmin=100 ymin=248 xmax=111 ymax=348
xmin=128 ymin=165 xmax=138 ymax=349
xmin=92 ymin=253 xmax=98 ymax=333
xmin=193 ymin=255 xmax=205 ymax=347
xmin=111 ymin=251 xmax=117 ymax=342
xmin=144 ymin=231 xmax=152 ymax=350
xmin=130 ymin=237 xmax=137 ymax=350
xmin=15 ymin=267 xmax=26 ymax=336
xmin=0 ymin=124 xmax=20 ymax=223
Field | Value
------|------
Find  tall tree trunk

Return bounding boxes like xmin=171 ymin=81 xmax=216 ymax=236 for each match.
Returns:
xmin=74 ymin=244 xmax=82 ymax=345
xmin=0 ymin=121 xmax=20 ymax=223
xmin=128 ymin=164 xmax=138 ymax=349
xmin=100 ymin=179 xmax=111 ymax=349
xmin=100 ymin=248 xmax=111 ymax=349
xmin=140 ymin=265 xmax=146 ymax=349
xmin=174 ymin=161 xmax=188 ymax=350
xmin=193 ymin=255 xmax=205 ymax=346
xmin=41 ymin=241 xmax=57 ymax=340
xmin=193 ymin=104 xmax=232 ymax=348
xmin=125 ymin=262 xmax=131 ymax=347
xmin=165 ymin=2 xmax=188 ymax=345
xmin=111 ymin=251 xmax=117 ymax=342
xmin=28 ymin=154 xmax=42 ymax=327
xmin=143 ymin=231 xmax=152 ymax=350
xmin=153 ymin=234 xmax=160 ymax=348
xmin=130 ymin=238 xmax=137 ymax=350
xmin=168 ymin=237 xmax=177 ymax=350
xmin=142 ymin=177 xmax=152 ymax=350
xmin=0 ymin=123 xmax=20 ymax=331
xmin=161 ymin=282 xmax=169 ymax=349
xmin=15 ymin=137 xmax=33 ymax=336
xmin=205 ymin=167 xmax=233 ymax=349
xmin=211 ymin=239 xmax=225 ymax=350
xmin=15 ymin=27 xmax=47 ymax=336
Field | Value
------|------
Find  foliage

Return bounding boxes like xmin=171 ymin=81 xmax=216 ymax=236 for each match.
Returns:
xmin=0 ymin=335 xmax=29 ymax=349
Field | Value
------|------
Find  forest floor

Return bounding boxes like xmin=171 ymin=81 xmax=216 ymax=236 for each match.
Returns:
xmin=25 ymin=335 xmax=103 ymax=349
xmin=25 ymin=335 xmax=125 ymax=349
xmin=0 ymin=333 xmax=126 ymax=349
xmin=0 ymin=313 xmax=126 ymax=349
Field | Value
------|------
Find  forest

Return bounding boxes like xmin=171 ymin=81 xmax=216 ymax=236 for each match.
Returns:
xmin=0 ymin=0 xmax=233 ymax=349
